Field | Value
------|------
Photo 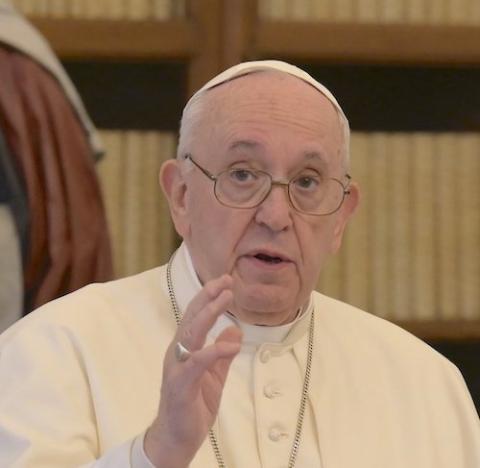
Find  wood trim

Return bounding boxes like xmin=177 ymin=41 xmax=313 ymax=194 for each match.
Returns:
xmin=30 ymin=18 xmax=196 ymax=60
xmin=394 ymin=320 xmax=480 ymax=341
xmin=186 ymin=0 xmax=224 ymax=97
xmin=253 ymin=21 xmax=480 ymax=65
xmin=220 ymin=0 xmax=258 ymax=68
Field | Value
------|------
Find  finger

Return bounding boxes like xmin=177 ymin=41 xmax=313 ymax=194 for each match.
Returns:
xmin=180 ymin=274 xmax=233 ymax=328
xmin=177 ymin=285 xmax=233 ymax=351
xmin=211 ymin=325 xmax=243 ymax=376
xmin=215 ymin=324 xmax=243 ymax=346
xmin=183 ymin=327 xmax=242 ymax=387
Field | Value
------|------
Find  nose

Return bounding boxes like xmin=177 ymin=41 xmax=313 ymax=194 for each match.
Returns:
xmin=254 ymin=183 xmax=293 ymax=232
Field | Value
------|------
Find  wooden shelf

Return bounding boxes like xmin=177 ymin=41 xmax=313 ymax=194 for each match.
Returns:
xmin=253 ymin=21 xmax=480 ymax=65
xmin=30 ymin=18 xmax=197 ymax=60
xmin=395 ymin=320 xmax=480 ymax=341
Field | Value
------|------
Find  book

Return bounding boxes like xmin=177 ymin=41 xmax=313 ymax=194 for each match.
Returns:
xmin=405 ymin=0 xmax=426 ymax=23
xmin=356 ymin=0 xmax=378 ymax=23
xmin=472 ymin=0 xmax=480 ymax=25
xmin=457 ymin=133 xmax=480 ymax=319
xmin=389 ymin=133 xmax=414 ymax=321
xmin=316 ymin=248 xmax=344 ymax=301
xmin=380 ymin=0 xmax=404 ymax=23
xmin=32 ymin=0 xmax=48 ymax=16
xmin=103 ymin=0 xmax=127 ymax=19
xmin=410 ymin=133 xmax=437 ymax=321
xmin=428 ymin=0 xmax=447 ymax=24
xmin=342 ymin=132 xmax=371 ymax=312
xmin=445 ymin=0 xmax=470 ymax=24
xmin=332 ymin=0 xmax=354 ymax=21
xmin=288 ymin=0 xmax=311 ymax=21
xmin=126 ymin=0 xmax=150 ymax=20
xmin=258 ymin=0 xmax=271 ymax=19
xmin=311 ymin=0 xmax=332 ymax=20
xmin=122 ymin=131 xmax=145 ymax=276
xmin=46 ymin=0 xmax=68 ymax=18
xmin=68 ymin=0 xmax=84 ymax=18
xmin=96 ymin=130 xmax=126 ymax=278
xmin=153 ymin=0 xmax=170 ymax=20
xmin=265 ymin=0 xmax=288 ymax=19
xmin=83 ymin=0 xmax=106 ymax=19
xmin=435 ymin=133 xmax=459 ymax=320
xmin=140 ymin=131 xmax=176 ymax=270
xmin=369 ymin=133 xmax=391 ymax=318
xmin=171 ymin=0 xmax=187 ymax=18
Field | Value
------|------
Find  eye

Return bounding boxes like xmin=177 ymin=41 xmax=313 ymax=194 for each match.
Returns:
xmin=228 ymin=168 xmax=257 ymax=183
xmin=293 ymin=174 xmax=320 ymax=191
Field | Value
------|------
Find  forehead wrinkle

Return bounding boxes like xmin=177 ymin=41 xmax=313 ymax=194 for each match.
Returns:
xmin=213 ymin=85 xmax=341 ymax=143
xmin=195 ymin=73 xmax=344 ymax=167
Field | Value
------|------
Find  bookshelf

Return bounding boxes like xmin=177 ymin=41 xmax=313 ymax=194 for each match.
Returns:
xmin=20 ymin=0 xmax=480 ymax=343
xmin=221 ymin=1 xmax=480 ymax=346
xmin=29 ymin=0 xmax=224 ymax=95
xmin=31 ymin=18 xmax=196 ymax=60
xmin=399 ymin=320 xmax=480 ymax=342
xmin=253 ymin=22 xmax=480 ymax=65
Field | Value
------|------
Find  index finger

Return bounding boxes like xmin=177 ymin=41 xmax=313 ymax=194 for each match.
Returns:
xmin=176 ymin=274 xmax=233 ymax=349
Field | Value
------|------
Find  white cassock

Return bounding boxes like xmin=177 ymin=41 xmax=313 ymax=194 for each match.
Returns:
xmin=0 ymin=243 xmax=479 ymax=467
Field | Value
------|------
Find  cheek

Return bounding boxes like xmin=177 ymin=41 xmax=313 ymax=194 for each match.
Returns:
xmin=297 ymin=219 xmax=338 ymax=275
xmin=188 ymin=199 xmax=253 ymax=271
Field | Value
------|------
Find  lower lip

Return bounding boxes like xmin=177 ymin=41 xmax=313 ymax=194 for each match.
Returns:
xmin=241 ymin=255 xmax=292 ymax=272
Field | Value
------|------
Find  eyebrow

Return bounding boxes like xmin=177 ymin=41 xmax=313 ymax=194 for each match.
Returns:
xmin=227 ymin=140 xmax=261 ymax=153
xmin=303 ymin=151 xmax=329 ymax=170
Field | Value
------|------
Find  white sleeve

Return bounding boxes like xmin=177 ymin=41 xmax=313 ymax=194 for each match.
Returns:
xmin=130 ymin=433 xmax=156 ymax=468
xmin=79 ymin=434 xmax=154 ymax=468
xmin=0 ymin=316 xmax=155 ymax=467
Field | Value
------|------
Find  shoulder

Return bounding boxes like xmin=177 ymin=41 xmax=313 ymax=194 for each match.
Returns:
xmin=0 ymin=264 xmax=174 ymax=349
xmin=311 ymin=291 xmax=456 ymax=374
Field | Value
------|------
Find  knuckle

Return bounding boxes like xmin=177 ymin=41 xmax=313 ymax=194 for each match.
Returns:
xmin=182 ymin=327 xmax=193 ymax=343
xmin=203 ymin=282 xmax=219 ymax=300
xmin=204 ymin=302 xmax=217 ymax=316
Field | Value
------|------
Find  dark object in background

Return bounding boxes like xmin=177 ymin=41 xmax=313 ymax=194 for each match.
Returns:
xmin=0 ymin=4 xmax=112 ymax=317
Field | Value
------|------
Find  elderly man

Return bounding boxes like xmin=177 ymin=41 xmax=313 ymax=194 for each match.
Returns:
xmin=0 ymin=61 xmax=479 ymax=468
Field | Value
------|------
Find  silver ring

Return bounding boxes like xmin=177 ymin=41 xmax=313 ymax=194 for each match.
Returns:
xmin=175 ymin=341 xmax=191 ymax=362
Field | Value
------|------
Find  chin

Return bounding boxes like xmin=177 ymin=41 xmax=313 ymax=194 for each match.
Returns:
xmin=233 ymin=283 xmax=298 ymax=323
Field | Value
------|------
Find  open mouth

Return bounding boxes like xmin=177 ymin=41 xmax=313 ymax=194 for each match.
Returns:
xmin=253 ymin=253 xmax=284 ymax=264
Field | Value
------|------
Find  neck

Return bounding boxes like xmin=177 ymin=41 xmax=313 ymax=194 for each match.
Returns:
xmin=227 ymin=306 xmax=301 ymax=327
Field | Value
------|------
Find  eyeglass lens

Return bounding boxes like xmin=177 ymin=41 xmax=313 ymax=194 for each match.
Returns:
xmin=215 ymin=168 xmax=345 ymax=215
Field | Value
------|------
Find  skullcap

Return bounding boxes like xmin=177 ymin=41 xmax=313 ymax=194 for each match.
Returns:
xmin=186 ymin=60 xmax=348 ymax=127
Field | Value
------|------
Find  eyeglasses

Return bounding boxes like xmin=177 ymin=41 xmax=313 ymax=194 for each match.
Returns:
xmin=185 ymin=154 xmax=351 ymax=216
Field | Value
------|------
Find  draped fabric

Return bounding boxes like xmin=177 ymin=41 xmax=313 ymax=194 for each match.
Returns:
xmin=0 ymin=204 xmax=22 ymax=332
xmin=0 ymin=45 xmax=112 ymax=313
xmin=0 ymin=128 xmax=26 ymax=330
xmin=0 ymin=127 xmax=28 ymax=260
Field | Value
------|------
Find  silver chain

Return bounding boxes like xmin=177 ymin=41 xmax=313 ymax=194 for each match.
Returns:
xmin=166 ymin=252 xmax=314 ymax=468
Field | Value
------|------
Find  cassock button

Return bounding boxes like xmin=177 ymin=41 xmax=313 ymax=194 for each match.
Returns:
xmin=263 ymin=384 xmax=280 ymax=398
xmin=268 ymin=427 xmax=286 ymax=442
xmin=260 ymin=349 xmax=271 ymax=363
xmin=263 ymin=385 xmax=275 ymax=398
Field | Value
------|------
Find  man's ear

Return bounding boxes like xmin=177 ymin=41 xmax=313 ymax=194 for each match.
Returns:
xmin=330 ymin=181 xmax=360 ymax=254
xmin=159 ymin=159 xmax=190 ymax=238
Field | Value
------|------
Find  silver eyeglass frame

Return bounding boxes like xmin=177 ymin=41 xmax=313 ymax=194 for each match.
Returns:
xmin=184 ymin=153 xmax=351 ymax=216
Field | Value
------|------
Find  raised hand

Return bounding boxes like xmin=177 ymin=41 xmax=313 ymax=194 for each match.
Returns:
xmin=144 ymin=274 xmax=242 ymax=468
